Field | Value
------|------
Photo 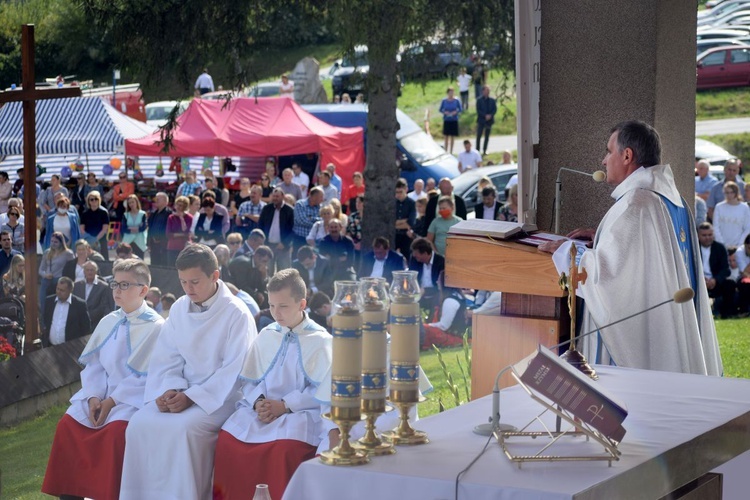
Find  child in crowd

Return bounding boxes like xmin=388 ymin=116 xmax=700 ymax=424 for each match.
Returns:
xmin=42 ymin=259 xmax=164 ymax=499
xmin=213 ymin=268 xmax=334 ymax=500
xmin=308 ymin=291 xmax=332 ymax=327
xmin=159 ymin=293 xmax=176 ymax=319
xmin=119 ymin=244 xmax=256 ymax=499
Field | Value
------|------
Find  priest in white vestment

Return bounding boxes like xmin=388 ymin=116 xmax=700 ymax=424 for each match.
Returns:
xmin=541 ymin=121 xmax=722 ymax=376
xmin=120 ymin=245 xmax=257 ymax=500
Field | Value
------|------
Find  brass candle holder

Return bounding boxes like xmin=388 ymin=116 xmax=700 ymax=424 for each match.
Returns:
xmin=320 ymin=281 xmax=369 ymax=466
xmin=382 ymin=271 xmax=429 ymax=446
xmin=354 ymin=278 xmax=395 ymax=456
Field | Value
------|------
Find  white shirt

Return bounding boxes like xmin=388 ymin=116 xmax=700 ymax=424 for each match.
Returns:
xmin=736 ymin=246 xmax=750 ymax=273
xmin=428 ymin=297 xmax=461 ymax=331
xmin=408 ymin=190 xmax=427 ymax=202
xmin=292 ymin=172 xmax=310 ymax=199
xmin=53 ymin=214 xmax=72 ymax=243
xmin=268 ymin=207 xmax=282 ymax=244
xmin=280 ymin=80 xmax=295 ymax=99
xmin=50 ymin=296 xmax=72 ymax=345
xmin=701 ymin=245 xmax=713 ymax=278
xmin=75 ymin=263 xmax=85 ymax=283
xmin=195 ymin=72 xmax=214 ymax=91
xmin=421 ymin=253 xmax=435 ymax=289
xmin=457 ymin=73 xmax=472 ymax=93
xmin=482 ymin=204 xmax=495 ymax=220
xmin=370 ymin=259 xmax=385 ymax=278
xmin=458 ymin=149 xmax=482 ymax=171
xmin=84 ymin=279 xmax=96 ymax=301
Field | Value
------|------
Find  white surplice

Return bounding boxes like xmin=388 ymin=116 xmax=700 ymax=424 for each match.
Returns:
xmin=120 ymin=280 xmax=257 ymax=500
xmin=553 ymin=165 xmax=722 ymax=376
xmin=68 ymin=303 xmax=164 ymax=427
xmin=222 ymin=314 xmax=332 ymax=446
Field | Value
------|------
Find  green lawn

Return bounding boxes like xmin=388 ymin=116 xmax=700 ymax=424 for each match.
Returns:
xmin=696 ymin=88 xmax=750 ymax=121
xmin=2 ymin=318 xmax=748 ymax=498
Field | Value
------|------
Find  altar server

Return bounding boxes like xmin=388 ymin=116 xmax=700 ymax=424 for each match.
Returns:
xmin=119 ymin=244 xmax=256 ymax=499
xmin=213 ymin=268 xmax=333 ymax=500
xmin=42 ymin=259 xmax=163 ymax=500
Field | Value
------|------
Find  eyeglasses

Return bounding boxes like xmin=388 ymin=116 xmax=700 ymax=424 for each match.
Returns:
xmin=228 ymin=241 xmax=242 ymax=245
xmin=109 ymin=281 xmax=146 ymax=290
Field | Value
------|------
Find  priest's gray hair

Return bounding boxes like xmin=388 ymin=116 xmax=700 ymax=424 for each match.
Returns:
xmin=113 ymin=258 xmax=152 ymax=287
xmin=610 ymin=120 xmax=661 ymax=168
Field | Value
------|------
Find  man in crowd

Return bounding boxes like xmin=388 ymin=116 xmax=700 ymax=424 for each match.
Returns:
xmin=43 ymin=277 xmax=91 ymax=347
xmin=292 ymin=245 xmax=334 ymax=298
xmin=326 ymin=163 xmax=343 ymax=194
xmin=0 ymin=231 xmax=21 ymax=275
xmin=112 ymin=172 xmax=135 ymax=221
xmin=148 ymin=192 xmax=173 ymax=267
xmin=475 ymin=85 xmax=497 ymax=157
xmin=698 ymin=222 xmax=735 ymax=318
xmin=73 ymin=261 xmax=115 ymax=331
xmin=408 ymin=179 xmax=428 ymax=202
xmin=277 ymin=168 xmax=303 ymax=201
xmin=695 ymin=159 xmax=719 ymax=201
xmin=540 ymin=120 xmax=722 ymax=376
xmin=475 ymin=186 xmax=502 ymax=220
xmin=359 ymin=237 xmax=406 ymax=283
xmin=457 ymin=140 xmax=483 ymax=173
xmin=259 ymin=188 xmax=295 ymax=270
xmin=318 ymin=219 xmax=355 ymax=270
xmin=707 ymin=158 xmax=745 ymax=220
xmin=234 ymin=228 xmax=266 ymax=259
xmin=293 ymin=187 xmax=324 ymax=251
xmin=176 ymin=171 xmax=202 ymax=198
xmin=424 ymin=178 xmax=467 ymax=230
xmin=291 ymin=163 xmax=310 ymax=199
xmin=236 ymin=185 xmax=265 ymax=234
xmin=195 ymin=68 xmax=215 ymax=95
xmin=395 ymin=178 xmax=417 ymax=259
xmin=318 ymin=171 xmax=339 ymax=203
xmin=409 ymin=238 xmax=445 ymax=312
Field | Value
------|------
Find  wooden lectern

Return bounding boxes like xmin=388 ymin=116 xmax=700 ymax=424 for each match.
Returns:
xmin=444 ymin=236 xmax=569 ymax=398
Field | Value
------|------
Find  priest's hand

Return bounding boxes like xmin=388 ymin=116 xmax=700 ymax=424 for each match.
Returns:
xmin=165 ymin=391 xmax=194 ymax=413
xmin=93 ymin=398 xmax=116 ymax=427
xmin=156 ymin=389 xmax=178 ymax=412
xmin=567 ymin=228 xmax=596 ymax=241
xmin=538 ymin=238 xmax=567 ymax=254
xmin=88 ymin=397 xmax=103 ymax=425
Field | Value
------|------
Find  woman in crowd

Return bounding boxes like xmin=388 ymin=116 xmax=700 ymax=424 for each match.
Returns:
xmin=713 ymin=181 xmax=750 ymax=248
xmin=411 ymin=197 xmax=429 ymax=238
xmin=63 ymin=239 xmax=104 ymax=283
xmin=194 ymin=197 xmax=225 ymax=247
xmin=229 ymin=178 xmax=253 ymax=232
xmin=80 ymin=191 xmax=111 ymax=261
xmin=3 ymin=254 xmax=25 ymax=300
xmin=346 ymin=172 xmax=366 ymax=213
xmin=306 ymin=205 xmax=334 ymax=247
xmin=40 ymin=174 xmax=69 ymax=213
xmin=121 ymin=194 xmax=148 ymax=258
xmin=43 ymin=197 xmax=81 ymax=249
xmin=2 ymin=205 xmax=24 ymax=253
xmin=497 ymin=183 xmax=519 ymax=223
xmin=439 ymin=87 xmax=462 ymax=154
xmin=187 ymin=194 xmax=201 ymax=238
xmin=259 ymin=174 xmax=273 ymax=203
xmin=329 ymin=198 xmax=348 ymax=228
xmin=39 ymin=232 xmax=75 ymax=317
xmin=166 ymin=196 xmax=194 ymax=262
xmin=346 ymin=195 xmax=363 ymax=252
xmin=427 ymin=196 xmax=461 ymax=256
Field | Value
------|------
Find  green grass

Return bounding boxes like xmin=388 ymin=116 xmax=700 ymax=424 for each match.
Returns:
xmin=1 ymin=318 xmax=747 ymax=497
xmin=696 ymin=88 xmax=750 ymax=121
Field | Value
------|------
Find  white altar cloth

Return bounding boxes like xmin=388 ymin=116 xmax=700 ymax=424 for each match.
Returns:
xmin=284 ymin=366 xmax=750 ymax=500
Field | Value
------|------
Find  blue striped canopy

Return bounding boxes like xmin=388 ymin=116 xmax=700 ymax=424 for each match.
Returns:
xmin=0 ymin=96 xmax=153 ymax=155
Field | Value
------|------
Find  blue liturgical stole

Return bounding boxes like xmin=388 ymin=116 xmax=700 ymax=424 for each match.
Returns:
xmin=657 ymin=194 xmax=698 ymax=299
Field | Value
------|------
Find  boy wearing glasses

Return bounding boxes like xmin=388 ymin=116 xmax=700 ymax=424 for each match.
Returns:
xmin=42 ymin=259 xmax=163 ymax=499
xmin=120 ymin=244 xmax=257 ymax=499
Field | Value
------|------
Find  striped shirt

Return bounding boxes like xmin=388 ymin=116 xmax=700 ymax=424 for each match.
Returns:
xmin=293 ymin=199 xmax=320 ymax=237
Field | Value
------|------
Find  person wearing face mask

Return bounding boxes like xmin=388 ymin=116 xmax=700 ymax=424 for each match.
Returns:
xmin=427 ymin=196 xmax=461 ymax=256
xmin=43 ymin=197 xmax=81 ymax=249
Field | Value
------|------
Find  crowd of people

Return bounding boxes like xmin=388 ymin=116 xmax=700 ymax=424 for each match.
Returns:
xmin=695 ymin=158 xmax=750 ymax=317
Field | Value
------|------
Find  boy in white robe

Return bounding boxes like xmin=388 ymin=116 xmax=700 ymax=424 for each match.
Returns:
xmin=120 ymin=244 xmax=257 ymax=500
xmin=42 ymin=259 xmax=163 ymax=500
xmin=213 ymin=268 xmax=333 ymax=500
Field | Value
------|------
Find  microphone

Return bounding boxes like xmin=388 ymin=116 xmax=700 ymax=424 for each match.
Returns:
xmin=554 ymin=168 xmax=606 ymax=234
xmin=472 ymin=287 xmax=693 ymax=437
xmin=551 ymin=287 xmax=695 ymax=351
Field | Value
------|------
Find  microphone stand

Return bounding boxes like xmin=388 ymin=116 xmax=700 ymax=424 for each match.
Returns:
xmin=554 ymin=168 xmax=601 ymax=234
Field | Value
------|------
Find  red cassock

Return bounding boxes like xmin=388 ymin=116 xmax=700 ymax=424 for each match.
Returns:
xmin=213 ymin=430 xmax=316 ymax=500
xmin=422 ymin=324 xmax=464 ymax=350
xmin=41 ymin=414 xmax=127 ymax=500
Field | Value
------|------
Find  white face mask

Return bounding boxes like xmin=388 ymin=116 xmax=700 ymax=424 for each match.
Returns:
xmin=57 ymin=208 xmax=67 ymax=215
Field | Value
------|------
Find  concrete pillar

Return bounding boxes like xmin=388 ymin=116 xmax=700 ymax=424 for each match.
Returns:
xmin=537 ymin=0 xmax=697 ymax=233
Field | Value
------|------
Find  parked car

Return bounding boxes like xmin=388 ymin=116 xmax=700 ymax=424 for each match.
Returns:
xmin=246 ymin=82 xmax=284 ymax=98
xmin=400 ymin=40 xmax=483 ymax=80
xmin=695 ymin=138 xmax=738 ymax=168
xmin=698 ymin=5 xmax=750 ymax=26
xmin=697 ymin=45 xmax=750 ymax=89
xmin=702 ymin=0 xmax=750 ymax=14
xmin=452 ymin=164 xmax=518 ymax=213
xmin=697 ymin=38 xmax=750 ymax=57
xmin=330 ymin=46 xmax=401 ymax=99
xmin=145 ymin=100 xmax=187 ymax=127
xmin=698 ymin=1 xmax=750 ymax=25
xmin=696 ymin=28 xmax=750 ymax=40
xmin=302 ymin=103 xmax=459 ymax=186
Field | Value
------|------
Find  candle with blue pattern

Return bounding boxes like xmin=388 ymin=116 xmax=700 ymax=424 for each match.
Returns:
xmin=360 ymin=278 xmax=389 ymax=405
xmin=331 ymin=281 xmax=364 ymax=417
xmin=389 ymin=271 xmax=423 ymax=397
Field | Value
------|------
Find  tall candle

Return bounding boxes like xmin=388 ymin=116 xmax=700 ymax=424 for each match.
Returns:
xmin=389 ymin=300 xmax=421 ymax=394
xmin=362 ymin=303 xmax=388 ymax=401
xmin=331 ymin=307 xmax=363 ymax=411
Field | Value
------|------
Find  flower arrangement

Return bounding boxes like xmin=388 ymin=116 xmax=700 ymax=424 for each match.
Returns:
xmin=0 ymin=336 xmax=17 ymax=361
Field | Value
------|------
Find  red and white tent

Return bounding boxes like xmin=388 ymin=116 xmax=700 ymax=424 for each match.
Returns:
xmin=125 ymin=97 xmax=365 ymax=194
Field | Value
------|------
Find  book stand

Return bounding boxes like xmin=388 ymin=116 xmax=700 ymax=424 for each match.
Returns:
xmin=494 ymin=369 xmax=621 ymax=468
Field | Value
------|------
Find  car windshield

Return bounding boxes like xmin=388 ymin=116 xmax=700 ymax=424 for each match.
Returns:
xmin=146 ymin=106 xmax=175 ymax=121
xmin=399 ymin=130 xmax=448 ymax=163
xmin=341 ymin=53 xmax=369 ymax=68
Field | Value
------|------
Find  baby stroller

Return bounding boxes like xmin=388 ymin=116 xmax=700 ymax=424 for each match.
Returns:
xmin=0 ymin=296 xmax=26 ymax=356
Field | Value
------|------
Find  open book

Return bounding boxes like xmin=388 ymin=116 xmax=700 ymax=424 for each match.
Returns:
xmin=516 ymin=345 xmax=628 ymax=443
xmin=447 ymin=219 xmax=538 ymax=240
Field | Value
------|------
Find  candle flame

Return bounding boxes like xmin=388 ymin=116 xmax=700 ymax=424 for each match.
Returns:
xmin=402 ymin=280 xmax=408 ymax=291
xmin=367 ymin=288 xmax=378 ymax=299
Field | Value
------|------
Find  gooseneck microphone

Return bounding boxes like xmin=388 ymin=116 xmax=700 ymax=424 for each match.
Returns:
xmin=554 ymin=168 xmax=607 ymax=234
xmin=473 ymin=288 xmax=694 ymax=437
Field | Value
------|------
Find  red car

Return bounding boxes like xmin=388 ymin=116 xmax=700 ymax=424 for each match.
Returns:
xmin=697 ymin=45 xmax=750 ymax=90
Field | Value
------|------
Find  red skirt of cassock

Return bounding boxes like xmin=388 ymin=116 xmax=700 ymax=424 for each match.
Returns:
xmin=422 ymin=324 xmax=465 ymax=350
xmin=213 ymin=430 xmax=316 ymax=500
xmin=41 ymin=414 xmax=127 ymax=500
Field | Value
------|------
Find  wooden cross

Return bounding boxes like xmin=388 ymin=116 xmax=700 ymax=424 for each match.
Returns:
xmin=0 ymin=25 xmax=81 ymax=347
